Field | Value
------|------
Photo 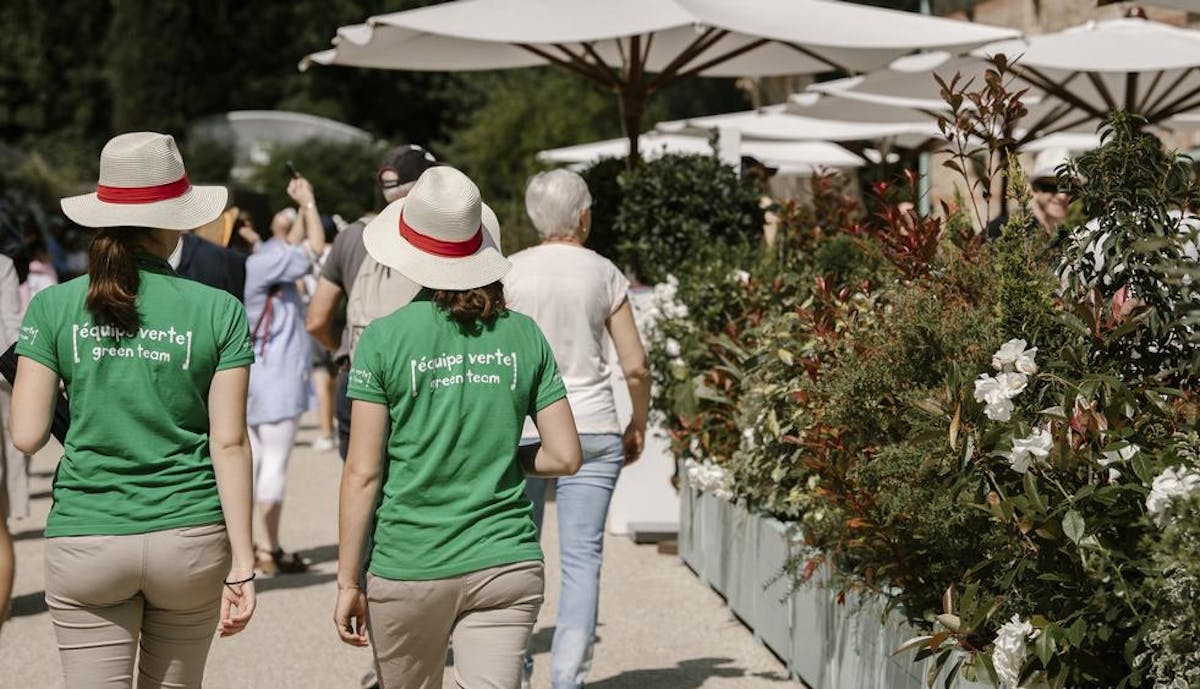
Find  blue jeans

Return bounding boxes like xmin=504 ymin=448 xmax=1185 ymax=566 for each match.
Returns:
xmin=523 ymin=433 xmax=623 ymax=689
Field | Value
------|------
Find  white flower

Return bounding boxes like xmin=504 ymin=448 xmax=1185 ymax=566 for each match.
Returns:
xmin=985 ymin=398 xmax=1015 ymax=422
xmin=993 ymin=339 xmax=1038 ymax=375
xmin=1099 ymin=444 xmax=1139 ymax=482
xmin=741 ymin=427 xmax=756 ymax=451
xmin=1146 ymin=466 xmax=1200 ymax=526
xmin=664 ymin=338 xmax=682 ymax=357
xmin=974 ymin=372 xmax=1028 ymax=422
xmin=993 ymin=615 xmax=1035 ymax=689
xmin=1008 ymin=427 xmax=1053 ymax=474
xmin=730 ymin=269 xmax=751 ymax=285
xmin=683 ymin=458 xmax=732 ymax=498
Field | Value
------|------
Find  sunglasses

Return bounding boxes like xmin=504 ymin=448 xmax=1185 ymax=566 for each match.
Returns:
xmin=1031 ymin=180 xmax=1062 ymax=194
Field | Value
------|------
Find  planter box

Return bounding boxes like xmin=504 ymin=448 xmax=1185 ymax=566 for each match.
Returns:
xmin=680 ymin=485 xmax=987 ymax=689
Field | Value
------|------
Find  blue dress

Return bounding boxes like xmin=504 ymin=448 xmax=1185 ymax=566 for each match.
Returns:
xmin=244 ymin=239 xmax=312 ymax=426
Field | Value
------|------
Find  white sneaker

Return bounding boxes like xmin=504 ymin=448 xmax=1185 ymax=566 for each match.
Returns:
xmin=312 ymin=435 xmax=336 ymax=452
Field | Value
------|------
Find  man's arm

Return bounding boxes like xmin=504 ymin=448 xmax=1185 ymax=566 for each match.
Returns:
xmin=306 ymin=277 xmax=343 ymax=352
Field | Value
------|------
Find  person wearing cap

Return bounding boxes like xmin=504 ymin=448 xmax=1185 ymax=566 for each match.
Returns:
xmin=9 ymin=132 xmax=256 ymax=688
xmin=241 ymin=179 xmax=326 ymax=576
xmin=306 ymin=144 xmax=436 ymax=460
xmin=987 ymin=147 xmax=1074 ymax=241
xmin=332 ymin=166 xmax=583 ymax=689
xmin=505 ymin=168 xmax=651 ymax=689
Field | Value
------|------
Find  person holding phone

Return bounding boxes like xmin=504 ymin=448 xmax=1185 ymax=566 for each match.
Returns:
xmin=9 ymin=132 xmax=257 ymax=688
xmin=242 ymin=170 xmax=326 ymax=575
xmin=333 ymin=167 xmax=582 ymax=689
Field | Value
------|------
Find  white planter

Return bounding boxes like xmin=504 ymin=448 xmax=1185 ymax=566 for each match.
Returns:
xmin=680 ymin=484 xmax=987 ymax=689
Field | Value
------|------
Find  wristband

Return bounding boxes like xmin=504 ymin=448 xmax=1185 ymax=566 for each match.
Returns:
xmin=224 ymin=572 xmax=257 ymax=586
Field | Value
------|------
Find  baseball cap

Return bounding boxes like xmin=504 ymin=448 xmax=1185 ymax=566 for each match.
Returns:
xmin=378 ymin=145 xmax=438 ymax=189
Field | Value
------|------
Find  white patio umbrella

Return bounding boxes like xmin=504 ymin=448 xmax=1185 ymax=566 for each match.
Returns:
xmin=537 ymin=132 xmax=865 ymax=173
xmin=807 ymin=17 xmax=1200 ymax=141
xmin=656 ymin=94 xmax=942 ymax=147
xmin=302 ymin=0 xmax=1016 ymax=165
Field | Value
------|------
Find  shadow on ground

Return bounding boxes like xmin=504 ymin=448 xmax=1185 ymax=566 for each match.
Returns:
xmin=586 ymin=657 xmax=790 ymax=689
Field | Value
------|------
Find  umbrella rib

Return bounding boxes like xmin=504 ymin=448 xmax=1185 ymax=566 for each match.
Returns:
xmin=1137 ymin=70 xmax=1166 ymax=113
xmin=645 ymin=28 xmax=728 ymax=92
xmin=518 ymin=43 xmax=619 ymax=88
xmin=1141 ymin=67 xmax=1197 ymax=118
xmin=1146 ymin=84 xmax=1200 ymax=121
xmin=1018 ymin=102 xmax=1074 ymax=141
xmin=580 ymin=41 xmax=620 ymax=83
xmin=1082 ymin=71 xmax=1117 ymax=111
xmin=1017 ymin=66 xmax=1107 ymax=120
xmin=668 ymin=39 xmax=772 ymax=85
xmin=779 ymin=42 xmax=852 ymax=77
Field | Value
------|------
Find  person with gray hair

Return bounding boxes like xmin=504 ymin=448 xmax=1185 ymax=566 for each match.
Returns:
xmin=506 ymin=168 xmax=651 ymax=689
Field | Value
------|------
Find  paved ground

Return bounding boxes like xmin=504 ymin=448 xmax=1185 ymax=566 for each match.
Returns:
xmin=1 ymin=419 xmax=795 ymax=688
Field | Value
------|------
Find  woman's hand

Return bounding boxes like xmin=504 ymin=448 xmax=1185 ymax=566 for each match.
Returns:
xmin=218 ymin=575 xmax=256 ymax=637
xmin=287 ymin=176 xmax=316 ymax=208
xmin=334 ymin=587 xmax=370 ymax=647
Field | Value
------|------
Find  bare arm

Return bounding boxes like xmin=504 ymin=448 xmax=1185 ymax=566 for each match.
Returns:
xmin=208 ymin=366 xmax=256 ymax=636
xmin=607 ymin=299 xmax=651 ymax=464
xmin=287 ymin=177 xmax=326 ymax=256
xmin=523 ymin=398 xmax=582 ymax=477
xmin=306 ymin=277 xmax=344 ymax=352
xmin=9 ymin=357 xmax=58 ymax=455
xmin=334 ymin=399 xmax=388 ymax=646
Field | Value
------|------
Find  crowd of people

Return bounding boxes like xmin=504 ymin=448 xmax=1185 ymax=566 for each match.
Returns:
xmin=0 ymin=131 xmax=651 ymax=689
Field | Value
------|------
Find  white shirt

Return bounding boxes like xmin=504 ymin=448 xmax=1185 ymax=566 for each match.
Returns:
xmin=505 ymin=243 xmax=630 ymax=437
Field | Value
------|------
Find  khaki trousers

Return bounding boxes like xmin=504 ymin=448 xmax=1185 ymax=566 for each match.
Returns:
xmin=44 ymin=523 xmax=230 ymax=689
xmin=368 ymin=560 xmax=544 ymax=689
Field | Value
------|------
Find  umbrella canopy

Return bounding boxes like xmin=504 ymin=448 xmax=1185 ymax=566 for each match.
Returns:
xmin=657 ymin=94 xmax=941 ymax=147
xmin=537 ymin=132 xmax=865 ymax=173
xmin=304 ymin=0 xmax=1016 ymax=164
xmin=808 ymin=17 xmax=1200 ymax=139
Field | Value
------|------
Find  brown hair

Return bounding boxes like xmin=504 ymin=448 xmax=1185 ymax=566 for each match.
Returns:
xmin=86 ymin=228 xmax=149 ymax=333
xmin=432 ymin=281 xmax=507 ymax=326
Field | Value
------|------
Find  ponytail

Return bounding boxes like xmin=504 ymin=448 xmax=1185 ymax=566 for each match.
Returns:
xmin=86 ymin=228 xmax=148 ymax=333
xmin=432 ymin=281 xmax=507 ymax=326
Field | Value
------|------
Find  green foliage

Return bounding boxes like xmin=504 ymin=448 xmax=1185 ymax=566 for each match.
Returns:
xmin=650 ymin=113 xmax=1200 ymax=688
xmin=614 ymin=152 xmax=763 ymax=284
xmin=245 ymin=138 xmax=385 ymax=220
xmin=1144 ymin=489 xmax=1200 ymax=688
xmin=577 ymin=157 xmax=626 ymax=264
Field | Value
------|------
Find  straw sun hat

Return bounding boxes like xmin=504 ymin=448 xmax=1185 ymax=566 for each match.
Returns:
xmin=61 ymin=132 xmax=227 ymax=230
xmin=362 ymin=166 xmax=508 ymax=291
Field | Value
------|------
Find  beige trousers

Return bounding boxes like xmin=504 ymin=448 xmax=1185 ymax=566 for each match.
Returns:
xmin=367 ymin=560 xmax=544 ymax=689
xmin=44 ymin=523 xmax=230 ymax=689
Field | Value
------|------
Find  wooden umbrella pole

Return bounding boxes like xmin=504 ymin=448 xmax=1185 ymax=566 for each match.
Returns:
xmin=621 ymin=34 xmax=646 ymax=169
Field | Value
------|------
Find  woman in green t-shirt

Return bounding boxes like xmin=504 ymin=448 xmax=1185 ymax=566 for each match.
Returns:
xmin=334 ymin=166 xmax=582 ymax=689
xmin=10 ymin=133 xmax=257 ymax=689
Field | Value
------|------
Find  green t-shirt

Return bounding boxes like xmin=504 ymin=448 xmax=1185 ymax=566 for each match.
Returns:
xmin=347 ymin=297 xmax=567 ymax=581
xmin=16 ymin=255 xmax=255 ymax=538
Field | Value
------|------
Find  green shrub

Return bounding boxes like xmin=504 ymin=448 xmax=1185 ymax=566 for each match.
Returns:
xmin=614 ymin=152 xmax=763 ymax=284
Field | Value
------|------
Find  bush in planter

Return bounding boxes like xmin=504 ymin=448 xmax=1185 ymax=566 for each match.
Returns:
xmin=613 ymin=151 xmax=763 ymax=285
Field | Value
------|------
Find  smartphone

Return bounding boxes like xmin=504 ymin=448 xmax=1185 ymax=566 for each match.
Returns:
xmin=285 ymin=161 xmax=300 ymax=179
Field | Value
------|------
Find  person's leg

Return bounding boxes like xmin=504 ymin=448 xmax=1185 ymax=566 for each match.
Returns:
xmin=0 ymin=381 xmax=30 ymax=519
xmin=137 ymin=523 xmax=230 ymax=689
xmin=548 ymin=435 xmax=624 ymax=689
xmin=453 ymin=561 xmax=544 ymax=689
xmin=312 ymin=365 xmax=335 ymax=448
xmin=0 ymin=465 xmax=11 ymax=630
xmin=250 ymin=416 xmax=301 ymax=555
xmin=336 ymin=366 xmax=352 ymax=461
xmin=44 ymin=534 xmax=144 ymax=689
xmin=366 ymin=573 xmax=459 ymax=689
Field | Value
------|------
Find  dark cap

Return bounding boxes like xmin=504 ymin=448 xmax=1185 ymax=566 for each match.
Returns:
xmin=379 ymin=145 xmax=438 ymax=188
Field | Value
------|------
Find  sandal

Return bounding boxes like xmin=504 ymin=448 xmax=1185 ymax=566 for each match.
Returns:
xmin=268 ymin=548 xmax=309 ymax=574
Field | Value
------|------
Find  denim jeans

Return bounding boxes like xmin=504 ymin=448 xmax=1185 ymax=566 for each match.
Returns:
xmin=523 ymin=433 xmax=624 ymax=689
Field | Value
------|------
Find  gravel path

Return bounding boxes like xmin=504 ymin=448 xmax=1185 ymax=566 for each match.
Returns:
xmin=1 ymin=419 xmax=795 ymax=688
